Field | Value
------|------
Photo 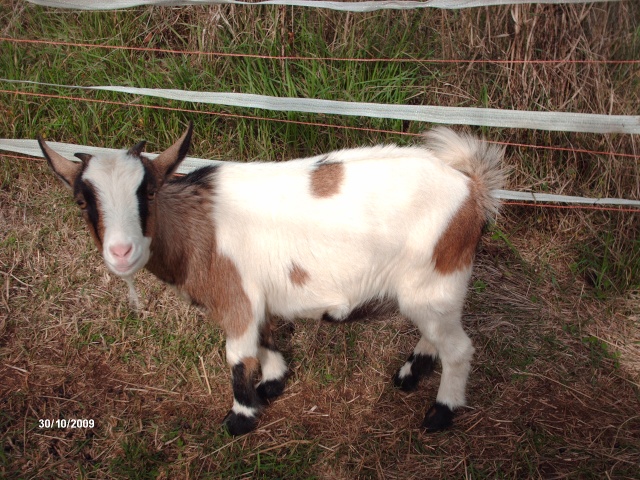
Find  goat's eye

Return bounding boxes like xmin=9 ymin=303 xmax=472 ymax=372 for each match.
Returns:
xmin=147 ymin=191 xmax=156 ymax=201
xmin=76 ymin=199 xmax=87 ymax=209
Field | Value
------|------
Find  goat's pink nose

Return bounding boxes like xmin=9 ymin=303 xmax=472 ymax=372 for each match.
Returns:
xmin=109 ymin=243 xmax=133 ymax=259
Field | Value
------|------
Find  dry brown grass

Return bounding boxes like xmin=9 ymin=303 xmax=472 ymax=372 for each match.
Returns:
xmin=1 ymin=2 xmax=639 ymax=479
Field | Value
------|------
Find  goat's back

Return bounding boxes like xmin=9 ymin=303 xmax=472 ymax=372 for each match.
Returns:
xmin=209 ymin=144 xmax=478 ymax=319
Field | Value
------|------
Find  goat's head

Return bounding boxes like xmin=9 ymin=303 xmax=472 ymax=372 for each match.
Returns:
xmin=38 ymin=123 xmax=192 ymax=278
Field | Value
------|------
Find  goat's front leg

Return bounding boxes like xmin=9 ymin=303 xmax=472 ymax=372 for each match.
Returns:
xmin=223 ymin=324 xmax=262 ymax=436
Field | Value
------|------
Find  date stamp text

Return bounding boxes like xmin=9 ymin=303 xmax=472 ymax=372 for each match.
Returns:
xmin=39 ymin=419 xmax=95 ymax=429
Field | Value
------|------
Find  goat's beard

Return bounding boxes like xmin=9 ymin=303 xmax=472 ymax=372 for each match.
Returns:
xmin=122 ymin=275 xmax=141 ymax=311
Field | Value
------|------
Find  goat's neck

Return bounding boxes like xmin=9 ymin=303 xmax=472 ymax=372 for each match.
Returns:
xmin=145 ymin=178 xmax=215 ymax=289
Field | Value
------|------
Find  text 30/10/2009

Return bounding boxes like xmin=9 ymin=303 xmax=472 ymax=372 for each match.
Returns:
xmin=39 ymin=419 xmax=95 ymax=429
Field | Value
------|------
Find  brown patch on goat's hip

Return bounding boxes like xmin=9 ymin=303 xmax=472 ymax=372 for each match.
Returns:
xmin=289 ymin=262 xmax=310 ymax=287
xmin=432 ymin=181 xmax=485 ymax=274
xmin=310 ymin=162 xmax=344 ymax=198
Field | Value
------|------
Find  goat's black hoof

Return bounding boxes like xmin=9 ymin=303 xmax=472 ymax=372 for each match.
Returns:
xmin=392 ymin=370 xmax=420 ymax=391
xmin=223 ymin=411 xmax=258 ymax=436
xmin=422 ymin=402 xmax=454 ymax=433
xmin=257 ymin=378 xmax=286 ymax=403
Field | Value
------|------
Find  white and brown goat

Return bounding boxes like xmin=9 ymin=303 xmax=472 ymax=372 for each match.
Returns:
xmin=39 ymin=124 xmax=505 ymax=435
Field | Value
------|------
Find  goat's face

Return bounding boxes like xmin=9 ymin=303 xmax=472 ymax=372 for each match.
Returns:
xmin=39 ymin=124 xmax=192 ymax=278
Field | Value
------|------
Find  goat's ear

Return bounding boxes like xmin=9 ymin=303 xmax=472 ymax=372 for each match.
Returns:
xmin=38 ymin=136 xmax=83 ymax=190
xmin=152 ymin=122 xmax=193 ymax=181
xmin=74 ymin=152 xmax=93 ymax=163
xmin=128 ymin=140 xmax=147 ymax=157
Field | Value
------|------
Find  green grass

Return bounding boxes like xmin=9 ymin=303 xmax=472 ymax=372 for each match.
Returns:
xmin=572 ymin=227 xmax=640 ymax=297
xmin=110 ymin=436 xmax=167 ymax=480
xmin=0 ymin=5 xmax=437 ymax=159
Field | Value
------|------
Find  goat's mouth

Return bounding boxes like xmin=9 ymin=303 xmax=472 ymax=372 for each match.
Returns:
xmin=105 ymin=254 xmax=147 ymax=277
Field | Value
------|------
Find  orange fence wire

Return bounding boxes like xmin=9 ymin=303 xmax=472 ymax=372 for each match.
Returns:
xmin=2 ymin=33 xmax=638 ymax=214
xmin=2 ymin=37 xmax=639 ymax=65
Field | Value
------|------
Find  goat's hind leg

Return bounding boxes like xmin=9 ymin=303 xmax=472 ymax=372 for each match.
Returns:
xmin=422 ymin=312 xmax=474 ymax=432
xmin=399 ymin=295 xmax=474 ymax=433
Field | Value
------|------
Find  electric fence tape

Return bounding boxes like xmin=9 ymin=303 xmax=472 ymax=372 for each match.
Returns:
xmin=3 ymin=80 xmax=639 ymax=135
xmin=1 ymin=139 xmax=638 ymax=208
xmin=26 ymin=0 xmax=626 ymax=12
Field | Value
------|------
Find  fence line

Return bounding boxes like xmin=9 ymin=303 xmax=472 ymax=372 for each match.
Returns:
xmin=1 ymin=88 xmax=638 ymax=161
xmin=500 ymin=202 xmax=639 ymax=213
xmin=3 ymin=150 xmax=637 ymax=213
xmin=4 ymin=79 xmax=639 ymax=135
xmin=2 ymin=37 xmax=638 ymax=66
xmin=1 ymin=140 xmax=638 ymax=209
xmin=26 ymin=0 xmax=626 ymax=12
xmin=0 ymin=87 xmax=422 ymax=138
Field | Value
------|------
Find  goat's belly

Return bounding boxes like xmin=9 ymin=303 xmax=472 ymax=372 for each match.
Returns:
xmin=265 ymin=267 xmax=397 ymax=321
xmin=268 ymin=297 xmax=356 ymax=322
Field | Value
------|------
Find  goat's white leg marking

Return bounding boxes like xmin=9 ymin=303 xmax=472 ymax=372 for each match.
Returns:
xmin=225 ymin=322 xmax=260 ymax=367
xmin=258 ymin=347 xmax=287 ymax=382
xmin=231 ymin=399 xmax=259 ymax=418
xmin=419 ymin=311 xmax=473 ymax=432
xmin=256 ymin=347 xmax=288 ymax=401
xmin=433 ymin=318 xmax=474 ymax=409
xmin=397 ymin=361 xmax=413 ymax=380
xmin=403 ymin=306 xmax=474 ymax=409
xmin=256 ymin=318 xmax=288 ymax=401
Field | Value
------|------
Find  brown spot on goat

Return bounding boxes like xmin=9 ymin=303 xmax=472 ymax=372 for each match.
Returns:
xmin=432 ymin=181 xmax=485 ymax=274
xmin=145 ymin=166 xmax=253 ymax=339
xmin=289 ymin=263 xmax=310 ymax=287
xmin=241 ymin=356 xmax=260 ymax=374
xmin=259 ymin=317 xmax=277 ymax=351
xmin=310 ymin=161 xmax=344 ymax=198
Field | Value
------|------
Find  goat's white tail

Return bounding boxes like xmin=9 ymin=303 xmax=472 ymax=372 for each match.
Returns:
xmin=424 ymin=127 xmax=506 ymax=219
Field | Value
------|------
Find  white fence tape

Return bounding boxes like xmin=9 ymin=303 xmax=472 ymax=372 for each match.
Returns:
xmin=26 ymin=0 xmax=625 ymax=12
xmin=491 ymin=190 xmax=640 ymax=207
xmin=3 ymin=80 xmax=639 ymax=134
xmin=1 ymin=138 xmax=638 ymax=207
xmin=0 ymin=138 xmax=222 ymax=174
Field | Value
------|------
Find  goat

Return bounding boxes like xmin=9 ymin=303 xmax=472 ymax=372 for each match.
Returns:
xmin=38 ymin=124 xmax=505 ymax=435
